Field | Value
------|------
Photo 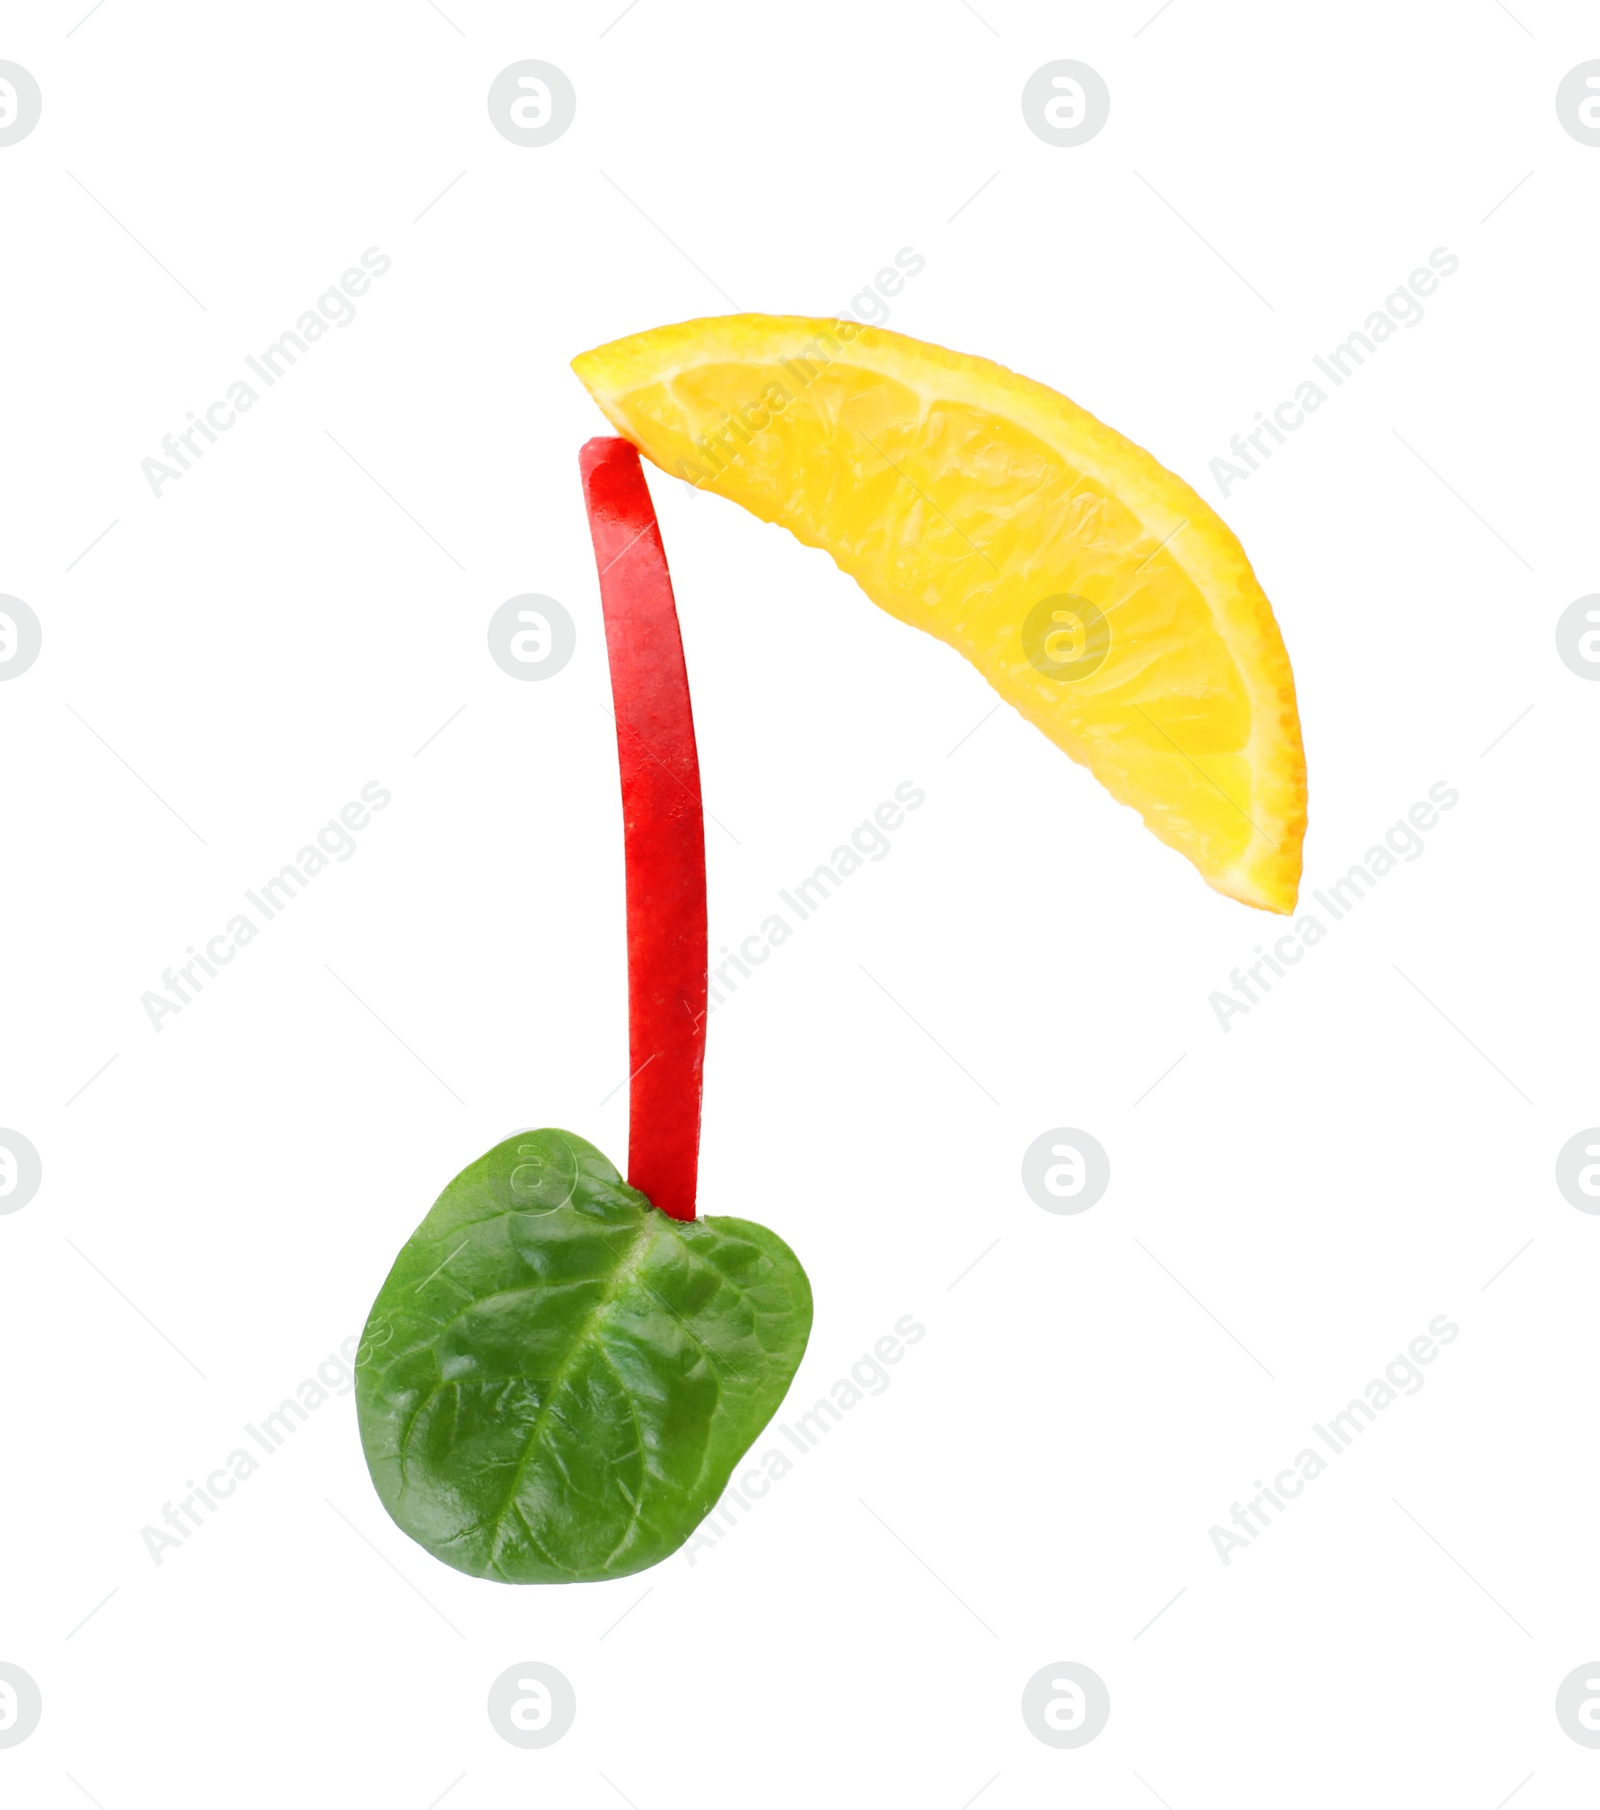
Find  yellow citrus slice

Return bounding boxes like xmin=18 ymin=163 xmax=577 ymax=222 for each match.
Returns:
xmin=572 ymin=315 xmax=1306 ymax=913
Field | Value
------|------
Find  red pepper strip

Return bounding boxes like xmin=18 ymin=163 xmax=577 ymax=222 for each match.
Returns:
xmin=580 ymin=437 xmax=706 ymax=1223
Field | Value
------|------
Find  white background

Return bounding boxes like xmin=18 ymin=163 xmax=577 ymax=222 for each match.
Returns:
xmin=3 ymin=1 xmax=1597 ymax=1805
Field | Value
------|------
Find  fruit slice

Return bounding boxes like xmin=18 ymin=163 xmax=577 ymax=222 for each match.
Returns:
xmin=572 ymin=315 xmax=1307 ymax=912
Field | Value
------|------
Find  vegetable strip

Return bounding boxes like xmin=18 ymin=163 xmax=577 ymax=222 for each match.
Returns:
xmin=580 ymin=436 xmax=706 ymax=1222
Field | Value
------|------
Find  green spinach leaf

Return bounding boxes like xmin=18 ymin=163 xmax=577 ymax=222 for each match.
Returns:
xmin=356 ymin=1130 xmax=812 ymax=1584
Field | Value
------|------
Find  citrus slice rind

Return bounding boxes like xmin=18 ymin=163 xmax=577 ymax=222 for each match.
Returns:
xmin=573 ymin=315 xmax=1307 ymax=913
